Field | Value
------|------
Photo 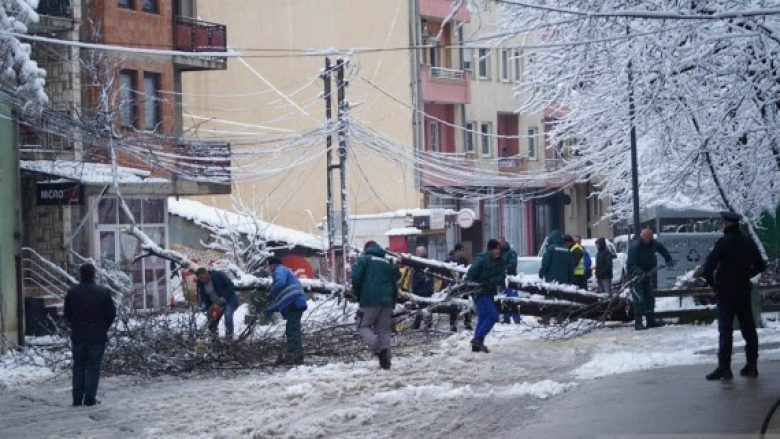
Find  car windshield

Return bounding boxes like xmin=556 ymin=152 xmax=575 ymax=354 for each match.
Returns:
xmin=518 ymin=259 xmax=542 ymax=274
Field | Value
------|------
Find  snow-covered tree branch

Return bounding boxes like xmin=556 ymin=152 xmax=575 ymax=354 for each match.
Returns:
xmin=495 ymin=1 xmax=780 ymax=252
xmin=1 ymin=0 xmax=47 ymax=115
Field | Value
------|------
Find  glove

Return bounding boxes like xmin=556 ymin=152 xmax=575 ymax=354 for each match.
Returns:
xmin=219 ymin=297 xmax=227 ymax=306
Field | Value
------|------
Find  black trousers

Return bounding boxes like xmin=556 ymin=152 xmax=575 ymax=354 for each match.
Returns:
xmin=72 ymin=342 xmax=107 ymax=405
xmin=717 ymin=287 xmax=758 ymax=368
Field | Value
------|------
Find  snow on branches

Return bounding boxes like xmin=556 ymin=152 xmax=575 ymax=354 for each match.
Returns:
xmin=495 ymin=0 xmax=780 ymax=236
xmin=0 ymin=0 xmax=47 ymax=115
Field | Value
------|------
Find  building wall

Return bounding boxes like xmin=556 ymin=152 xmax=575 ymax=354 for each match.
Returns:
xmin=0 ymin=102 xmax=21 ymax=351
xmin=183 ymin=0 xmax=420 ymax=232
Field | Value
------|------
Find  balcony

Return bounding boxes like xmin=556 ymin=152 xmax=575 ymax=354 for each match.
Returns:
xmin=18 ymin=114 xmax=73 ymax=160
xmin=172 ymin=141 xmax=232 ymax=195
xmin=421 ymin=66 xmax=471 ymax=104
xmin=30 ymin=0 xmax=74 ymax=33
xmin=173 ymin=16 xmax=228 ymax=71
xmin=419 ymin=0 xmax=470 ymax=22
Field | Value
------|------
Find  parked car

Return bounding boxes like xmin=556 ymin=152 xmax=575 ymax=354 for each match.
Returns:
xmin=516 ymin=256 xmax=542 ymax=282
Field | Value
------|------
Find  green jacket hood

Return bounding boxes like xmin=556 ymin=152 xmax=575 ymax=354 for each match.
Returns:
xmin=364 ymin=245 xmax=386 ymax=257
xmin=547 ymin=230 xmax=563 ymax=246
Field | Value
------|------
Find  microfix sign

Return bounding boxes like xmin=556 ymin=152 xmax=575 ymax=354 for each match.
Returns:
xmin=36 ymin=182 xmax=84 ymax=206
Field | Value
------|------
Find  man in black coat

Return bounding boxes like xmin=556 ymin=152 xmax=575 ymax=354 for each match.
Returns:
xmin=64 ymin=263 xmax=116 ymax=406
xmin=702 ymin=212 xmax=767 ymax=381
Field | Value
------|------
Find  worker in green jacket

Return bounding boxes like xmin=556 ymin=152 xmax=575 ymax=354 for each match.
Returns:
xmin=626 ymin=227 xmax=674 ymax=330
xmin=352 ymin=241 xmax=398 ymax=369
xmin=466 ymin=239 xmax=506 ymax=353
xmin=539 ymin=230 xmax=574 ymax=284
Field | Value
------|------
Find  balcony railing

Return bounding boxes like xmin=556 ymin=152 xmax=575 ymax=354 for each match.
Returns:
xmin=175 ymin=16 xmax=227 ymax=53
xmin=173 ymin=141 xmax=231 ymax=184
xmin=37 ymin=0 xmax=71 ymax=17
xmin=19 ymin=114 xmax=71 ymax=154
xmin=430 ymin=66 xmax=466 ymax=81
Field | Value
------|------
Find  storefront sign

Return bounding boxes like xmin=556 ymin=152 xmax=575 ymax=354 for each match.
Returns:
xmin=37 ymin=182 xmax=84 ymax=206
xmin=456 ymin=208 xmax=476 ymax=229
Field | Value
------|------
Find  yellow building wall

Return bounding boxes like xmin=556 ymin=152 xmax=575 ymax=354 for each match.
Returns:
xmin=183 ymin=0 xmax=420 ymax=232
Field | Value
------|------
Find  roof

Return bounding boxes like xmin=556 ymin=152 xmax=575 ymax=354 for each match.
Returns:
xmin=168 ymin=198 xmax=324 ymax=251
xmin=20 ymin=160 xmax=169 ymax=185
xmin=385 ymin=227 xmax=422 ymax=236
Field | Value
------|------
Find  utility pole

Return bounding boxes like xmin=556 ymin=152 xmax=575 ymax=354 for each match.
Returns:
xmin=322 ymin=58 xmax=336 ymax=282
xmin=336 ymin=58 xmax=350 ymax=280
xmin=627 ymin=27 xmax=641 ymax=241
xmin=322 ymin=58 xmax=351 ymax=281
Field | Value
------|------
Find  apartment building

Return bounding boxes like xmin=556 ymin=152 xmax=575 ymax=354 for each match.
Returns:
xmin=18 ymin=0 xmax=230 ymax=310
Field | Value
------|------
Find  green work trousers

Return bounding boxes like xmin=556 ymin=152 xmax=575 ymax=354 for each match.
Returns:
xmin=285 ymin=309 xmax=304 ymax=359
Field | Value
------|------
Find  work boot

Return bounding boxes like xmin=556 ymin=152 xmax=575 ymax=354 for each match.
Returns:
xmin=470 ymin=339 xmax=490 ymax=353
xmin=378 ymin=349 xmax=391 ymax=370
xmin=740 ymin=364 xmax=759 ymax=378
xmin=634 ymin=316 xmax=646 ymax=331
xmin=706 ymin=366 xmax=733 ymax=381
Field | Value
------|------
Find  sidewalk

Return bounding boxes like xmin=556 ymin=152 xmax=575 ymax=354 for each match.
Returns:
xmin=512 ymin=360 xmax=780 ymax=438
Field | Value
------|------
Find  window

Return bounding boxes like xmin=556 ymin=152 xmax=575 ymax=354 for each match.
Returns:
xmin=428 ymin=42 xmax=439 ymax=67
xmin=119 ymin=70 xmax=137 ymax=128
xmin=501 ymin=49 xmax=510 ymax=81
xmin=528 ymin=127 xmax=538 ymax=159
xmin=429 ymin=121 xmax=440 ymax=152
xmin=95 ymin=196 xmax=167 ymax=309
xmin=514 ymin=49 xmax=522 ymax=82
xmin=480 ymin=122 xmax=492 ymax=156
xmin=464 ymin=122 xmax=476 ymax=152
xmin=142 ymin=0 xmax=158 ymax=13
xmin=478 ymin=48 xmax=490 ymax=79
xmin=143 ymin=73 xmax=161 ymax=131
xmin=118 ymin=0 xmax=134 ymax=9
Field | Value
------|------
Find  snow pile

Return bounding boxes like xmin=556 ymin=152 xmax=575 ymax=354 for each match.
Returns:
xmin=0 ymin=349 xmax=58 ymax=389
xmin=19 ymin=160 xmax=169 ymax=184
xmin=168 ymin=197 xmax=324 ymax=251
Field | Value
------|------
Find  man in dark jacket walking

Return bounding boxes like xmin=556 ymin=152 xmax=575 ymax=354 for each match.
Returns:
xmin=352 ymin=241 xmax=398 ymax=369
xmin=196 ymin=268 xmax=240 ymax=339
xmin=466 ymin=239 xmax=506 ymax=353
xmin=595 ymin=237 xmax=614 ymax=294
xmin=702 ymin=212 xmax=767 ymax=381
xmin=538 ymin=230 xmax=573 ymax=285
xmin=627 ymin=227 xmax=674 ymax=330
xmin=265 ymin=257 xmax=308 ymax=365
xmin=64 ymin=263 xmax=116 ymax=407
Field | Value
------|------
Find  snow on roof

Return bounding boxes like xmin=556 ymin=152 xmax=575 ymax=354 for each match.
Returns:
xmin=20 ymin=160 xmax=169 ymax=185
xmin=385 ymin=227 xmax=422 ymax=236
xmin=347 ymin=208 xmax=457 ymax=220
xmin=168 ymin=198 xmax=325 ymax=251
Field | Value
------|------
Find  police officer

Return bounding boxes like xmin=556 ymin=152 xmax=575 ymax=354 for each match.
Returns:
xmin=702 ymin=211 xmax=766 ymax=381
xmin=626 ymin=227 xmax=674 ymax=330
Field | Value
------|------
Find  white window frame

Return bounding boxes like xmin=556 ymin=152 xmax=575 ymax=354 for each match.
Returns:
xmin=92 ymin=196 xmax=169 ymax=309
xmin=464 ymin=121 xmax=476 ymax=152
xmin=480 ymin=122 xmax=492 ymax=157
xmin=478 ymin=48 xmax=490 ymax=80
xmin=430 ymin=121 xmax=440 ymax=152
xmin=528 ymin=127 xmax=538 ymax=160
xmin=513 ymin=49 xmax=522 ymax=82
xmin=500 ymin=49 xmax=510 ymax=82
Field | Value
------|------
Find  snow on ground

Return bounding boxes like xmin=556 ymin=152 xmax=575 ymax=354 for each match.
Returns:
xmin=2 ymin=317 xmax=780 ymax=438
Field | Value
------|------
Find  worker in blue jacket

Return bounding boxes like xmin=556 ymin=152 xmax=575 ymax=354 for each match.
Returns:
xmin=265 ymin=256 xmax=308 ymax=365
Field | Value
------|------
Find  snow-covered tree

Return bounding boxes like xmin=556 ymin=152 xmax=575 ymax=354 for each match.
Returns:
xmin=495 ymin=1 xmax=780 ymax=244
xmin=1 ymin=0 xmax=47 ymax=114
